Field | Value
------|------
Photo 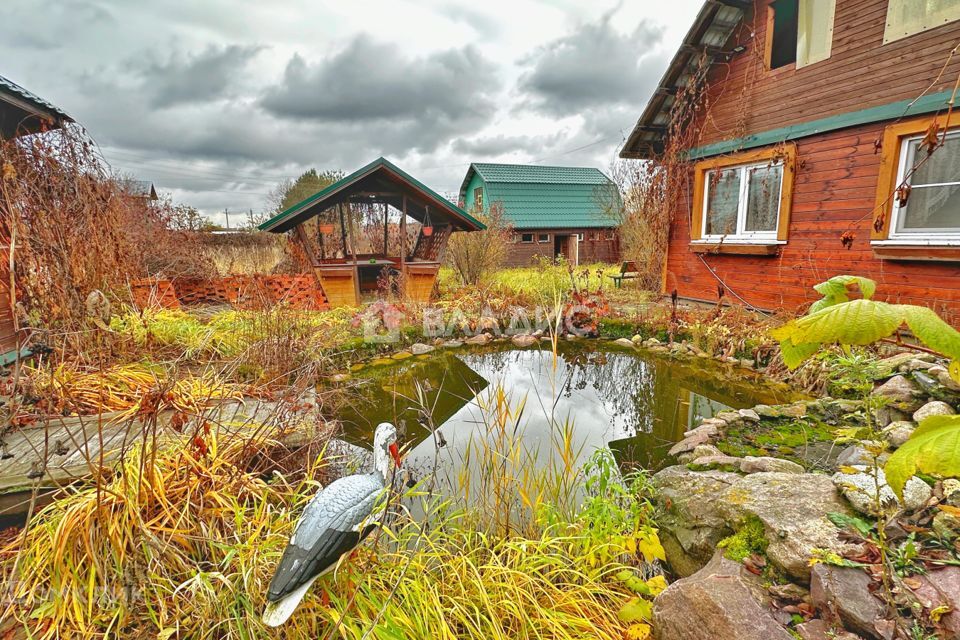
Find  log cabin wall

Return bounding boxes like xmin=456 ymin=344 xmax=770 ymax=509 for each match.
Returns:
xmin=504 ymin=228 xmax=621 ymax=267
xmin=696 ymin=0 xmax=960 ymax=148
xmin=663 ymin=0 xmax=960 ymax=321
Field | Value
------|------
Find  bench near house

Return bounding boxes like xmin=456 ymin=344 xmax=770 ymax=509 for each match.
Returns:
xmin=621 ymin=0 xmax=960 ymax=319
xmin=458 ymin=163 xmax=621 ymax=267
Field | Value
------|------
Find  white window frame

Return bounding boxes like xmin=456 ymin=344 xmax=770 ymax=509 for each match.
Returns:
xmin=519 ymin=233 xmax=534 ymax=244
xmin=537 ymin=233 xmax=550 ymax=243
xmin=887 ymin=128 xmax=960 ymax=242
xmin=576 ymin=232 xmax=584 ymax=241
xmin=699 ymin=160 xmax=784 ymax=243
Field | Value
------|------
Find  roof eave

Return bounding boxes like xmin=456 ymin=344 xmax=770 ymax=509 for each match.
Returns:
xmin=619 ymin=0 xmax=750 ymax=160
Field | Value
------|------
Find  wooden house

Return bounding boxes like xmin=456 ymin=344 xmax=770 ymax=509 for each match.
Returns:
xmin=621 ymin=0 xmax=960 ymax=319
xmin=259 ymin=157 xmax=484 ymax=307
xmin=458 ymin=163 xmax=621 ymax=266
xmin=0 ymin=74 xmax=73 ymax=365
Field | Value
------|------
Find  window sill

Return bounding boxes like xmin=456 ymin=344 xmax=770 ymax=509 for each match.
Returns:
xmin=689 ymin=242 xmax=782 ymax=256
xmin=871 ymin=241 xmax=960 ymax=262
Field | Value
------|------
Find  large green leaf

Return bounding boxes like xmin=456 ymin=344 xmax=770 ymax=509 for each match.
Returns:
xmin=778 ymin=338 xmax=821 ymax=369
xmin=885 ymin=415 xmax=960 ymax=498
xmin=778 ymin=299 xmax=903 ymax=348
xmin=810 ymin=275 xmax=878 ymax=311
xmin=899 ymin=305 xmax=960 ymax=361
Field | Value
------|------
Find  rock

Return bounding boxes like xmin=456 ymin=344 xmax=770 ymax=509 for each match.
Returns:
xmin=836 ymin=445 xmax=889 ymax=467
xmin=913 ymin=400 xmax=955 ymax=422
xmin=441 ymin=340 xmax=463 ymax=348
xmin=510 ymin=334 xmax=537 ymax=348
xmin=683 ymin=423 xmax=720 ymax=439
xmin=871 ymin=405 xmax=911 ymax=428
xmin=810 ymin=564 xmax=885 ymax=639
xmin=739 ymin=408 xmax=761 ymax=422
xmin=871 ymin=375 xmax=920 ymax=404
xmin=933 ymin=511 xmax=960 ymax=538
xmin=739 ymin=358 xmax=755 ymax=369
xmin=652 ymin=551 xmax=794 ymax=640
xmin=613 ymin=337 xmax=635 ymax=348
xmin=876 ymin=352 xmax=931 ymax=376
xmin=740 ymin=456 xmax=804 ymax=474
xmin=795 ymin=618 xmax=859 ymax=640
xmin=410 ymin=343 xmax=435 ymax=355
xmin=716 ymin=410 xmax=742 ymax=423
xmin=668 ymin=431 xmax=713 ymax=456
xmin=880 ymin=421 xmax=915 ymax=448
xmin=768 ymin=582 xmax=810 ymax=601
xmin=464 ymin=333 xmax=491 ymax=345
xmin=911 ymin=370 xmax=940 ymax=394
xmin=631 ymin=334 xmax=643 ymax=345
xmin=933 ymin=366 xmax=960 ymax=392
xmin=678 ymin=443 xmax=725 ymax=464
xmin=691 ymin=454 xmax=743 ymax=469
xmin=780 ymin=404 xmax=808 ymax=418
xmin=832 ymin=465 xmax=932 ymax=515
xmin=754 ymin=404 xmax=779 ymax=418
xmin=653 ymin=467 xmax=740 ymax=576
xmin=718 ymin=473 xmax=858 ymax=581
xmin=476 ymin=316 xmax=499 ymax=333
xmin=910 ymin=567 xmax=960 ymax=638
xmin=944 ymin=478 xmax=960 ymax=506
xmin=903 ymin=358 xmax=937 ymax=372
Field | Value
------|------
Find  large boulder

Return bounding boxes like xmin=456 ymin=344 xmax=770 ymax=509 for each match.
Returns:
xmin=718 ymin=473 xmax=858 ymax=581
xmin=910 ymin=567 xmax=960 ymax=639
xmin=810 ymin=564 xmax=885 ymax=639
xmin=653 ymin=467 xmax=740 ymax=576
xmin=652 ymin=551 xmax=794 ymax=640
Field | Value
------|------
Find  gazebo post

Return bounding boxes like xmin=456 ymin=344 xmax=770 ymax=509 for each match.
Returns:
xmin=343 ymin=202 xmax=362 ymax=305
xmin=400 ymin=195 xmax=407 ymax=271
xmin=383 ymin=202 xmax=388 ymax=256
xmin=338 ymin=205 xmax=349 ymax=258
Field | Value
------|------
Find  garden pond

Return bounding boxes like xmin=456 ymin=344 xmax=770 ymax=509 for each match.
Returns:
xmin=330 ymin=341 xmax=805 ymax=497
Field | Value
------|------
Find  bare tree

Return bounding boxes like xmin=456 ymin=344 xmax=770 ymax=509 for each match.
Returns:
xmin=446 ymin=202 xmax=513 ymax=285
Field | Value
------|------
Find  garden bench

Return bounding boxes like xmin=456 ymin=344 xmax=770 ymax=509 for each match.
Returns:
xmin=610 ymin=261 xmax=639 ymax=288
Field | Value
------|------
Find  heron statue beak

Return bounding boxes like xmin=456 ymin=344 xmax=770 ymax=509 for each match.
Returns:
xmin=388 ymin=442 xmax=402 ymax=468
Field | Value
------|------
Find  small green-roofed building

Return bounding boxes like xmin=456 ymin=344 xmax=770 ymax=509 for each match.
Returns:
xmin=458 ymin=162 xmax=621 ymax=266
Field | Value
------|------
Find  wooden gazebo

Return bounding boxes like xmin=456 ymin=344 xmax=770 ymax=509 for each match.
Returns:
xmin=259 ymin=157 xmax=484 ymax=307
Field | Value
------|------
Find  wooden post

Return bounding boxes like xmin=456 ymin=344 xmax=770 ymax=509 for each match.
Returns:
xmin=339 ymin=205 xmax=349 ymax=258
xmin=383 ymin=202 xmax=389 ymax=256
xmin=400 ymin=195 xmax=407 ymax=269
xmin=343 ymin=203 xmax=361 ymax=305
xmin=293 ymin=224 xmax=326 ymax=301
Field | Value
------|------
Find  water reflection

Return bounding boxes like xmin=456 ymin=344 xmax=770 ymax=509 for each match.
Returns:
xmin=334 ymin=342 xmax=798 ymax=484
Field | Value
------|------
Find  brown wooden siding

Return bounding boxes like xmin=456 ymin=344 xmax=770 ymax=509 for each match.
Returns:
xmin=696 ymin=0 xmax=960 ymax=149
xmin=0 ymin=245 xmax=17 ymax=355
xmin=504 ymin=228 xmax=621 ymax=267
xmin=665 ymin=121 xmax=960 ymax=323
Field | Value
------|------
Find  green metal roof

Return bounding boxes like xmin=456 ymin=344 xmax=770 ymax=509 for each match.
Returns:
xmin=459 ymin=163 xmax=619 ymax=229
xmin=259 ymin=157 xmax=484 ymax=233
xmin=470 ymin=163 xmax=611 ymax=185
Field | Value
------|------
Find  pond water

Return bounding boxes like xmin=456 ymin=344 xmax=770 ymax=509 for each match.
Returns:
xmin=332 ymin=342 xmax=800 ymax=494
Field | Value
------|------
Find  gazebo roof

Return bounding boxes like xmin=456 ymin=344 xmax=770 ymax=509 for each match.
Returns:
xmin=259 ymin=157 xmax=485 ymax=233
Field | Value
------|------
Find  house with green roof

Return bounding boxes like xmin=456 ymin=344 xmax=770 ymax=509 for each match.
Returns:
xmin=457 ymin=163 xmax=621 ymax=266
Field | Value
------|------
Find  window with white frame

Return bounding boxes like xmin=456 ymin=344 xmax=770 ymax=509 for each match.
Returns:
xmin=889 ymin=129 xmax=960 ymax=239
xmin=885 ymin=0 xmax=960 ymax=44
xmin=701 ymin=160 xmax=784 ymax=241
xmin=519 ymin=232 xmax=534 ymax=243
xmin=576 ymin=233 xmax=584 ymax=241
xmin=538 ymin=233 xmax=550 ymax=243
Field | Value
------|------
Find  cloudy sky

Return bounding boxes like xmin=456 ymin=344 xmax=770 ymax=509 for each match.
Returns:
xmin=1 ymin=0 xmax=702 ymax=225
